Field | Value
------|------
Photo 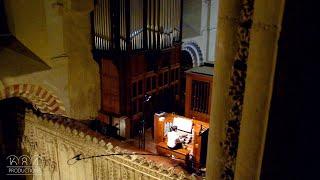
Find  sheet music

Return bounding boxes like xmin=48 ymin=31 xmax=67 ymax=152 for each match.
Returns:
xmin=173 ymin=117 xmax=193 ymax=133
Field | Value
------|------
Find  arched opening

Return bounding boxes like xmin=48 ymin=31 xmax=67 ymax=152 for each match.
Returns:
xmin=181 ymin=41 xmax=204 ymax=67
xmin=0 ymin=97 xmax=33 ymax=180
xmin=0 ymin=84 xmax=66 ymax=115
xmin=181 ymin=50 xmax=194 ymax=70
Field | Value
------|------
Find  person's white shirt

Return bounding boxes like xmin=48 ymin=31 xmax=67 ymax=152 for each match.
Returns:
xmin=167 ymin=131 xmax=180 ymax=148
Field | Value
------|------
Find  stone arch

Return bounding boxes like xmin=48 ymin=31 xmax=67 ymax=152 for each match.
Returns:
xmin=0 ymin=84 xmax=66 ymax=115
xmin=182 ymin=41 xmax=204 ymax=67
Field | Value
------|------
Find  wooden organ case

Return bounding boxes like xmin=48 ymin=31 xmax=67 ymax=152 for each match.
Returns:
xmin=92 ymin=0 xmax=183 ymax=137
xmin=154 ymin=113 xmax=209 ymax=168
xmin=185 ymin=63 xmax=214 ymax=123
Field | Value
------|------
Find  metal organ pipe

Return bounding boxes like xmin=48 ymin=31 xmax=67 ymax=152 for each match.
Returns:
xmin=93 ymin=0 xmax=182 ymax=51
xmin=106 ymin=0 xmax=109 ymax=50
xmin=120 ymin=0 xmax=122 ymax=50
xmin=94 ymin=1 xmax=97 ymax=49
xmin=201 ymin=83 xmax=204 ymax=113
xmin=204 ymin=83 xmax=207 ymax=113
xmin=131 ymin=0 xmax=134 ymax=50
xmin=147 ymin=0 xmax=151 ymax=49
xmin=205 ymin=83 xmax=209 ymax=113
xmin=94 ymin=0 xmax=112 ymax=51
xmin=97 ymin=0 xmax=101 ymax=49
xmin=102 ymin=0 xmax=106 ymax=50
xmin=159 ymin=0 xmax=163 ymax=49
xmin=123 ymin=0 xmax=124 ymax=50
xmin=164 ymin=0 xmax=167 ymax=48
xmin=99 ymin=0 xmax=102 ymax=49
xmin=139 ymin=0 xmax=142 ymax=49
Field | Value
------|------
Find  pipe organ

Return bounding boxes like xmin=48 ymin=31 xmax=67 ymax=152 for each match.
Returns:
xmin=92 ymin=0 xmax=183 ymax=137
xmin=93 ymin=0 xmax=182 ymax=51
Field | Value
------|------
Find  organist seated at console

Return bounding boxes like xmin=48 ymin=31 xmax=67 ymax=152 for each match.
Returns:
xmin=167 ymin=126 xmax=185 ymax=149
xmin=154 ymin=113 xmax=209 ymax=168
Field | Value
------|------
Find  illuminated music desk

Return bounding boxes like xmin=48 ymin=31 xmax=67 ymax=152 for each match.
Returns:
xmin=154 ymin=113 xmax=209 ymax=167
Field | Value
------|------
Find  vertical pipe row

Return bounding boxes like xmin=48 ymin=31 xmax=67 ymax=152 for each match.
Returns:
xmin=205 ymin=83 xmax=210 ymax=113
xmin=159 ymin=0 xmax=163 ymax=49
xmin=93 ymin=0 xmax=182 ymax=51
xmin=97 ymin=0 xmax=101 ymax=49
xmin=154 ymin=0 xmax=158 ymax=49
xmin=199 ymin=82 xmax=203 ymax=113
xmin=164 ymin=0 xmax=167 ymax=47
xmin=173 ymin=0 xmax=176 ymax=41
xmin=168 ymin=0 xmax=171 ymax=46
xmin=201 ymin=82 xmax=205 ymax=113
xmin=102 ymin=0 xmax=106 ymax=50
xmin=205 ymin=83 xmax=208 ymax=113
xmin=176 ymin=0 xmax=180 ymax=41
xmin=103 ymin=0 xmax=106 ymax=50
xmin=120 ymin=0 xmax=122 ymax=50
xmin=99 ymin=0 xmax=102 ymax=49
xmin=156 ymin=0 xmax=160 ymax=49
xmin=138 ymin=0 xmax=143 ymax=49
xmin=93 ymin=0 xmax=112 ymax=50
xmin=147 ymin=0 xmax=151 ymax=49
xmin=137 ymin=0 xmax=140 ymax=49
xmin=120 ymin=0 xmax=124 ymax=51
xmin=122 ymin=0 xmax=124 ymax=50
xmin=105 ymin=0 xmax=110 ymax=50
xmin=196 ymin=81 xmax=200 ymax=112
xmin=191 ymin=81 xmax=195 ymax=111
xmin=94 ymin=0 xmax=97 ymax=49
xmin=124 ymin=0 xmax=126 ymax=50
xmin=134 ymin=0 xmax=137 ymax=49
xmin=167 ymin=0 xmax=171 ymax=47
xmin=130 ymin=0 xmax=134 ymax=49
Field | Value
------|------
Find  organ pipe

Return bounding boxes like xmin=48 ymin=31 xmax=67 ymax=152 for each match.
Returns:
xmin=93 ymin=0 xmax=182 ymax=51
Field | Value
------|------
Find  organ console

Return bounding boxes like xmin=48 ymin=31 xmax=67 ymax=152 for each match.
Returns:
xmin=154 ymin=112 xmax=209 ymax=168
xmin=92 ymin=0 xmax=183 ymax=138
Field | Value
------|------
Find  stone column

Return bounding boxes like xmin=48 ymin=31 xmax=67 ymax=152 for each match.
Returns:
xmin=234 ymin=0 xmax=285 ymax=179
xmin=205 ymin=0 xmax=241 ymax=179
xmin=62 ymin=0 xmax=100 ymax=119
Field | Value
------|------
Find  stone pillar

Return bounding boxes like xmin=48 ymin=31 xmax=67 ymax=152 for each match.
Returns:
xmin=205 ymin=0 xmax=241 ymax=179
xmin=62 ymin=0 xmax=100 ymax=119
xmin=234 ymin=0 xmax=285 ymax=179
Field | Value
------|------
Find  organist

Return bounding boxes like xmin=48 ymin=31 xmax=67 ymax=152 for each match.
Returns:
xmin=154 ymin=113 xmax=209 ymax=168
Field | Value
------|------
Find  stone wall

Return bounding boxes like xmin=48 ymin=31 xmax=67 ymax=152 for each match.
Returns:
xmin=182 ymin=0 xmax=218 ymax=63
xmin=2 ymin=0 xmax=100 ymax=119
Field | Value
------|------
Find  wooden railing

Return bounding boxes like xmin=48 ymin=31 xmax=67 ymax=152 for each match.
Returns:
xmin=22 ymin=109 xmax=193 ymax=179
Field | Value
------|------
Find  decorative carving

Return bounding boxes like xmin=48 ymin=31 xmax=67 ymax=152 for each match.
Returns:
xmin=0 ymin=84 xmax=66 ymax=115
xmin=22 ymin=109 xmax=192 ymax=179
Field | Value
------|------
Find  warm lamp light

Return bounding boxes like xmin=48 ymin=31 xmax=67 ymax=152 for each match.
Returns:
xmin=159 ymin=117 xmax=165 ymax=121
